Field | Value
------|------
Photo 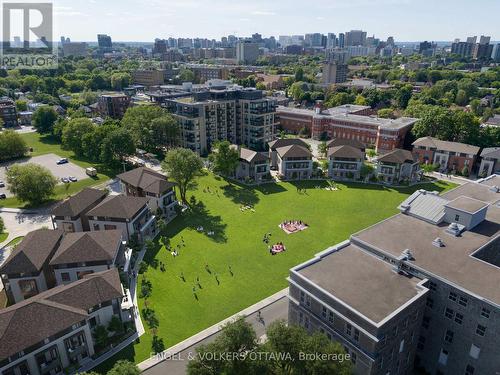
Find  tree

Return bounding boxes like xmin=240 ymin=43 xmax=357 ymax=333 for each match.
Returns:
xmin=107 ymin=360 xmax=140 ymax=375
xmin=62 ymin=118 xmax=95 ymax=156
xmin=32 ymin=106 xmax=58 ymax=134
xmin=150 ymin=115 xmax=180 ymax=150
xmin=395 ymin=84 xmax=413 ymax=109
xmin=0 ymin=216 xmax=5 ymax=234
xmin=421 ymin=163 xmax=438 ymax=173
xmin=92 ymin=325 xmax=109 ymax=348
xmin=110 ymin=72 xmax=131 ymax=90
xmin=377 ymin=108 xmax=394 ymax=118
xmin=318 ymin=141 xmax=328 ymax=158
xmin=179 ymin=69 xmax=195 ymax=83
xmin=354 ymin=94 xmax=367 ymax=106
xmin=107 ymin=315 xmax=124 ymax=336
xmin=6 ymin=164 xmax=57 ymax=205
xmin=101 ymin=128 xmax=136 ymax=164
xmin=121 ymin=105 xmax=166 ymax=150
xmin=0 ymin=130 xmax=28 ymax=161
xmin=15 ymin=99 xmax=27 ymax=111
xmin=161 ymin=148 xmax=203 ymax=205
xmin=295 ymin=67 xmax=304 ymax=81
xmin=211 ymin=141 xmax=240 ymax=178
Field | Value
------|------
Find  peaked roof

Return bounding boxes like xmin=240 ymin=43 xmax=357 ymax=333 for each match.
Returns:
xmin=276 ymin=144 xmax=313 ymax=159
xmin=377 ymin=148 xmax=416 ymax=164
xmin=327 ymin=138 xmax=365 ymax=150
xmin=268 ymin=138 xmax=308 ymax=150
xmin=239 ymin=147 xmax=268 ymax=164
xmin=117 ymin=167 xmax=175 ymax=195
xmin=51 ymin=188 xmax=107 ymax=217
xmin=0 ymin=269 xmax=122 ymax=361
xmin=328 ymin=145 xmax=365 ymax=159
xmin=87 ymin=195 xmax=149 ymax=219
xmin=0 ymin=229 xmax=64 ymax=274
xmin=412 ymin=137 xmax=480 ymax=155
xmin=49 ymin=230 xmax=123 ymax=265
xmin=481 ymin=147 xmax=500 ymax=159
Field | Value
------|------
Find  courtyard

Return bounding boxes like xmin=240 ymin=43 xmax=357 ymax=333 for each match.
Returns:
xmin=97 ymin=173 xmax=456 ymax=370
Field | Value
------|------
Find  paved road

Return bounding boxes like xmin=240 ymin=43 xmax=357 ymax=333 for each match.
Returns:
xmin=143 ymin=296 xmax=289 ymax=375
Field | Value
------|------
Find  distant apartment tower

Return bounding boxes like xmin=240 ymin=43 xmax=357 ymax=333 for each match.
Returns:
xmin=327 ymin=33 xmax=337 ymax=49
xmin=62 ymin=42 xmax=88 ymax=57
xmin=338 ymin=33 xmax=345 ymax=48
xmin=97 ymin=34 xmax=112 ymax=49
xmin=345 ymin=30 xmax=367 ymax=46
xmin=0 ymin=98 xmax=18 ymax=127
xmin=322 ymin=62 xmax=348 ymax=84
xmin=97 ymin=93 xmax=131 ymax=119
xmin=153 ymin=39 xmax=167 ymax=55
xmin=236 ymin=41 xmax=260 ymax=64
xmin=492 ymin=44 xmax=500 ymax=62
xmin=305 ymin=33 xmax=323 ymax=47
xmin=451 ymin=41 xmax=474 ymax=58
xmin=132 ymin=69 xmax=166 ymax=87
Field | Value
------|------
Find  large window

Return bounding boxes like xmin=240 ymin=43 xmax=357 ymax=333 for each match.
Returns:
xmin=19 ymin=279 xmax=38 ymax=299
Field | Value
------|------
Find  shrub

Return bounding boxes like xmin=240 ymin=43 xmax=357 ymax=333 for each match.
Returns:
xmin=140 ymin=278 xmax=153 ymax=298
xmin=152 ymin=335 xmax=165 ymax=354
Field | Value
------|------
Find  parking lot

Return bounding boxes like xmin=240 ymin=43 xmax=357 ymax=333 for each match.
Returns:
xmin=0 ymin=153 xmax=89 ymax=197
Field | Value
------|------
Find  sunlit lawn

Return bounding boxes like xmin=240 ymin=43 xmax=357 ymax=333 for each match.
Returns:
xmin=95 ymin=174 xmax=457 ymax=372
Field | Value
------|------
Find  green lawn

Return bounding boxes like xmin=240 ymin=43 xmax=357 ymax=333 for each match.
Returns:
xmin=95 ymin=174 xmax=456 ymax=372
xmin=0 ymin=232 xmax=8 ymax=243
xmin=0 ymin=133 xmax=117 ymax=208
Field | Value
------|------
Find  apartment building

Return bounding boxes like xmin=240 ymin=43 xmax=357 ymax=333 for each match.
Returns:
xmin=276 ymin=144 xmax=313 ymax=180
xmin=97 ymin=93 xmax=131 ymax=119
xmin=86 ymin=195 xmax=156 ymax=243
xmin=132 ymin=69 xmax=167 ymax=87
xmin=186 ymin=64 xmax=230 ymax=83
xmin=268 ymin=138 xmax=309 ymax=170
xmin=0 ymin=269 xmax=130 ymax=375
xmin=277 ymin=105 xmax=414 ymax=154
xmin=166 ymin=86 xmax=278 ymax=154
xmin=234 ymin=146 xmax=270 ymax=183
xmin=51 ymin=188 xmax=108 ymax=232
xmin=289 ymin=175 xmax=500 ymax=375
xmin=328 ymin=144 xmax=365 ymax=180
xmin=412 ymin=137 xmax=480 ymax=174
xmin=61 ymin=42 xmax=88 ymax=57
xmin=0 ymin=97 xmax=18 ymax=127
xmin=478 ymin=147 xmax=500 ymax=177
xmin=236 ymin=40 xmax=259 ymax=64
xmin=375 ymin=149 xmax=420 ymax=184
xmin=117 ymin=167 xmax=177 ymax=220
xmin=322 ymin=62 xmax=348 ymax=84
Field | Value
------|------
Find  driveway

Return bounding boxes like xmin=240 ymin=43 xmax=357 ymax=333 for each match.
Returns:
xmin=142 ymin=296 xmax=289 ymax=375
xmin=0 ymin=209 xmax=52 ymax=250
xmin=0 ymin=153 xmax=89 ymax=197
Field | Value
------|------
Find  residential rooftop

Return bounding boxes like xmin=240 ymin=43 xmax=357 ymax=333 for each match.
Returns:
xmin=412 ymin=136 xmax=480 ymax=155
xmin=297 ymin=244 xmax=427 ymax=323
xmin=87 ymin=195 xmax=149 ymax=219
xmin=276 ymin=144 xmax=312 ymax=159
xmin=328 ymin=145 xmax=364 ymax=159
xmin=377 ymin=148 xmax=416 ymax=164
xmin=51 ymin=188 xmax=107 ymax=218
xmin=117 ymin=167 xmax=175 ymax=195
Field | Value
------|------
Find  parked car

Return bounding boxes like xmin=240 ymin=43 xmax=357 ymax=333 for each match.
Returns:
xmin=69 ymin=176 xmax=78 ymax=182
xmin=85 ymin=167 xmax=97 ymax=177
xmin=0 ymin=194 xmax=6 ymax=199
xmin=0 ymin=181 xmax=4 ymax=188
xmin=61 ymin=177 xmax=70 ymax=183
xmin=57 ymin=158 xmax=68 ymax=165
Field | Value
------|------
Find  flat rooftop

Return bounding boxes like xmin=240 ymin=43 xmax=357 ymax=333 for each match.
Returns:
xmin=445 ymin=196 xmax=489 ymax=213
xmin=443 ymin=181 xmax=500 ymax=204
xmin=298 ymin=244 xmax=425 ymax=323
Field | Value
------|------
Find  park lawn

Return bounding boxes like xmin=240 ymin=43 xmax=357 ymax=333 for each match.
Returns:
xmin=96 ymin=174 xmax=456 ymax=372
xmin=0 ymin=232 xmax=8 ymax=243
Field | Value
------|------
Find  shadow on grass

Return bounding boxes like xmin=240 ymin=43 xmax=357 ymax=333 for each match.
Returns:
xmin=222 ymin=182 xmax=259 ymax=206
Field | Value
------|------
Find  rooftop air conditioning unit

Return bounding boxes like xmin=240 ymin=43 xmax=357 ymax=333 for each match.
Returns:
xmin=445 ymin=222 xmax=465 ymax=237
xmin=432 ymin=237 xmax=445 ymax=248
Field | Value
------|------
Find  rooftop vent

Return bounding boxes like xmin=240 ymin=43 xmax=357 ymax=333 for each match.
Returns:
xmin=445 ymin=222 xmax=465 ymax=237
xmin=402 ymin=249 xmax=414 ymax=260
xmin=489 ymin=185 xmax=499 ymax=193
xmin=432 ymin=237 xmax=445 ymax=248
xmin=400 ymin=203 xmax=410 ymax=213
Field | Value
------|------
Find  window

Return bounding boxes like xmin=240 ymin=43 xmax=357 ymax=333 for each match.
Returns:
xmin=455 ymin=214 xmax=460 ymax=222
xmin=18 ymin=279 xmax=38 ymax=299
xmin=480 ymin=307 xmax=490 ymax=319
xmin=469 ymin=344 xmax=480 ymax=359
xmin=429 ymin=281 xmax=437 ymax=291
xmin=476 ymin=324 xmax=486 ymax=337
xmin=104 ymin=224 xmax=117 ymax=230
xmin=422 ymin=316 xmax=430 ymax=329
xmin=322 ymin=306 xmax=327 ymax=319
xmin=77 ymin=270 xmax=93 ymax=279
xmin=304 ymin=316 xmax=310 ymax=329
xmin=328 ymin=311 xmax=334 ymax=324
xmin=459 ymin=296 xmax=468 ymax=307
xmin=426 ymin=298 xmax=434 ymax=309
xmin=444 ymin=330 xmax=454 ymax=344
xmin=417 ymin=336 xmax=426 ymax=350
xmin=299 ymin=312 xmax=303 ymax=325
xmin=61 ymin=273 xmax=70 ymax=282
xmin=300 ymin=291 xmax=305 ymax=304
xmin=351 ymin=352 xmax=357 ymax=365
xmin=346 ymin=323 xmax=352 ymax=336
xmin=445 ymin=308 xmax=454 ymax=319
xmin=455 ymin=313 xmax=464 ymax=325
xmin=305 ymin=295 xmax=311 ymax=308
xmin=465 ymin=364 xmax=475 ymax=375
xmin=354 ymin=329 xmax=360 ymax=342
xmin=93 ymin=223 xmax=100 ymax=231
xmin=399 ymin=339 xmax=405 ymax=353
xmin=449 ymin=292 xmax=457 ymax=302
xmin=438 ymin=349 xmax=449 ymax=365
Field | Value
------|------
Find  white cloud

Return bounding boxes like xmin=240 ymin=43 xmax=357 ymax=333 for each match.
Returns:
xmin=251 ymin=10 xmax=276 ymax=16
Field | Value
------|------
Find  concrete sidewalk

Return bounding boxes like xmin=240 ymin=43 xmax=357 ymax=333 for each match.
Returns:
xmin=139 ymin=288 xmax=289 ymax=372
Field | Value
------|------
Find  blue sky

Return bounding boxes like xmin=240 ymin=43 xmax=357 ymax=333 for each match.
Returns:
xmin=49 ymin=0 xmax=499 ymax=42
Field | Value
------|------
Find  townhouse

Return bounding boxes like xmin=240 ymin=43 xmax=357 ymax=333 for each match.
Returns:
xmin=51 ymin=188 xmax=108 ymax=232
xmin=268 ymin=138 xmax=309 ymax=170
xmin=412 ymin=137 xmax=480 ymax=175
xmin=288 ymin=175 xmax=500 ymax=375
xmin=478 ymin=147 xmax=500 ymax=177
xmin=375 ymin=149 xmax=420 ymax=184
xmin=234 ymin=147 xmax=270 ymax=183
xmin=276 ymin=144 xmax=313 ymax=180
xmin=328 ymin=144 xmax=365 ymax=180
xmin=117 ymin=167 xmax=178 ymax=221
xmin=0 ymin=269 xmax=131 ymax=375
xmin=86 ymin=195 xmax=156 ymax=243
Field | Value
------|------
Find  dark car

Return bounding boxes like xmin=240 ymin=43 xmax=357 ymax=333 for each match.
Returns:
xmin=0 ymin=194 xmax=6 ymax=199
xmin=57 ymin=158 xmax=69 ymax=165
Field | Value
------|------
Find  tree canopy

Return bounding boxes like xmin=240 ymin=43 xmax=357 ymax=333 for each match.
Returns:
xmin=6 ymin=163 xmax=57 ymax=205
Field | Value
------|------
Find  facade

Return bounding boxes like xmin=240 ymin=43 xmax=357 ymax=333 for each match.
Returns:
xmin=234 ymin=146 xmax=270 ymax=183
xmin=51 ymin=188 xmax=108 ymax=232
xmin=277 ymin=105 xmax=415 ymax=154
xmin=132 ymin=69 xmax=167 ymax=87
xmin=412 ymin=137 xmax=480 ymax=174
xmin=61 ymin=42 xmax=88 ymax=57
xmin=268 ymin=138 xmax=309 ymax=170
xmin=0 ymin=98 xmax=18 ymax=127
xmin=478 ymin=148 xmax=500 ymax=177
xmin=236 ymin=41 xmax=259 ymax=64
xmin=187 ymin=65 xmax=230 ymax=83
xmin=117 ymin=167 xmax=178 ymax=220
xmin=328 ymin=144 xmax=365 ymax=180
xmin=276 ymin=144 xmax=313 ymax=180
xmin=0 ymin=269 xmax=130 ymax=375
xmin=0 ymin=230 xmax=64 ymax=304
xmin=86 ymin=195 xmax=156 ymax=243
xmin=322 ymin=62 xmax=348 ymax=84
xmin=375 ymin=148 xmax=420 ymax=184
xmin=289 ymin=176 xmax=500 ymax=375
xmin=97 ymin=93 xmax=131 ymax=119
xmin=166 ymin=86 xmax=278 ymax=154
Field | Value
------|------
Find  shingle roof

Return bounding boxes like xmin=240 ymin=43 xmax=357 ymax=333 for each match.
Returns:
xmin=87 ymin=195 xmax=149 ymax=219
xmin=51 ymin=188 xmax=107 ymax=217
xmin=239 ymin=147 xmax=268 ymax=164
xmin=117 ymin=167 xmax=175 ymax=195
xmin=327 ymin=138 xmax=365 ymax=150
xmin=49 ymin=230 xmax=123 ymax=265
xmin=268 ymin=138 xmax=308 ymax=151
xmin=0 ymin=229 xmax=64 ymax=274
xmin=377 ymin=148 xmax=416 ymax=164
xmin=0 ymin=269 xmax=122 ymax=361
xmin=480 ymin=147 xmax=500 ymax=160
xmin=276 ymin=144 xmax=312 ymax=159
xmin=328 ymin=145 xmax=365 ymax=159
xmin=412 ymin=137 xmax=480 ymax=155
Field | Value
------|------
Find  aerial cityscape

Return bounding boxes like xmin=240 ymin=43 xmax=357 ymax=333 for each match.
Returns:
xmin=0 ymin=1 xmax=499 ymax=375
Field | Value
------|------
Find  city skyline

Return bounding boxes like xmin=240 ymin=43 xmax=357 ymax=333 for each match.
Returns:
xmin=50 ymin=0 xmax=500 ymax=42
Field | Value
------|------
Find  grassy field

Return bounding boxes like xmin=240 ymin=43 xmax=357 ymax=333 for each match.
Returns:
xmin=0 ymin=232 xmax=8 ymax=243
xmin=95 ymin=174 xmax=457 ymax=372
xmin=0 ymin=133 xmax=116 ymax=208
